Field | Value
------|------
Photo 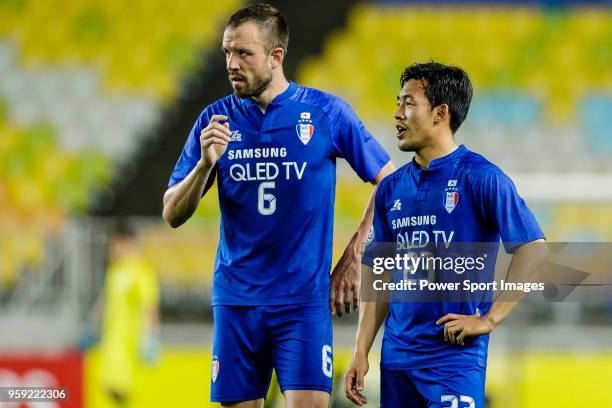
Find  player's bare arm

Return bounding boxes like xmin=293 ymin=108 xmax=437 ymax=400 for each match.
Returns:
xmin=162 ymin=115 xmax=231 ymax=228
xmin=436 ymin=239 xmax=549 ymax=346
xmin=330 ymin=161 xmax=395 ymax=317
xmin=344 ymin=276 xmax=390 ymax=406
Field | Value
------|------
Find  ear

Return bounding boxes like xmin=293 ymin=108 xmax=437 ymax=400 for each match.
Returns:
xmin=270 ymin=47 xmax=285 ymax=68
xmin=433 ymin=103 xmax=449 ymax=126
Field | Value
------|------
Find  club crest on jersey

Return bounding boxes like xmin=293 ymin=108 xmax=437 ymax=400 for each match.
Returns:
xmin=444 ymin=191 xmax=459 ymax=214
xmin=296 ymin=112 xmax=314 ymax=145
xmin=212 ymin=355 xmax=220 ymax=383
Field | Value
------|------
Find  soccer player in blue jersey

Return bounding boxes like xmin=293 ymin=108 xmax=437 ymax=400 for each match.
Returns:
xmin=344 ymin=62 xmax=548 ymax=407
xmin=162 ymin=4 xmax=393 ymax=407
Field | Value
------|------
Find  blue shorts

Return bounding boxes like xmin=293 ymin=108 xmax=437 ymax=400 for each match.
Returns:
xmin=210 ymin=302 xmax=333 ymax=403
xmin=381 ymin=365 xmax=485 ymax=408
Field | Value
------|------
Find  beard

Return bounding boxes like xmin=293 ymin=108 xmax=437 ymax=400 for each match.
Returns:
xmin=231 ymin=70 xmax=273 ymax=98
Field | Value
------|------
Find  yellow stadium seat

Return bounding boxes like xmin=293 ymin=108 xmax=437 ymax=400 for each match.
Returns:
xmin=1 ymin=0 xmax=242 ymax=99
xmin=298 ymin=5 xmax=611 ymax=124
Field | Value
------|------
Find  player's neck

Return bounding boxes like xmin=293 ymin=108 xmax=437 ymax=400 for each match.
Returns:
xmin=251 ymin=75 xmax=290 ymax=112
xmin=111 ymin=246 xmax=138 ymax=263
xmin=414 ymin=137 xmax=458 ymax=169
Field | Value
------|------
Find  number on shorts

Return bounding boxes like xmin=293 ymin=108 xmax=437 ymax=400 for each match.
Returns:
xmin=441 ymin=394 xmax=475 ymax=408
xmin=321 ymin=344 xmax=333 ymax=378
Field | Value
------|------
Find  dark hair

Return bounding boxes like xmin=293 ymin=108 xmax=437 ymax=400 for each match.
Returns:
xmin=226 ymin=3 xmax=289 ymax=53
xmin=112 ymin=218 xmax=137 ymax=239
xmin=400 ymin=62 xmax=473 ymax=134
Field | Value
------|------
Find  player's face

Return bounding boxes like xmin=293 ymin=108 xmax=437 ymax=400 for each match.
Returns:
xmin=394 ymin=79 xmax=437 ymax=152
xmin=109 ymin=235 xmax=131 ymax=261
xmin=222 ymin=22 xmax=273 ymax=98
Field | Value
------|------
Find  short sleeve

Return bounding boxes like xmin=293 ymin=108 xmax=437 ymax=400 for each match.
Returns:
xmin=330 ymin=98 xmax=390 ymax=182
xmin=168 ymin=109 xmax=210 ymax=187
xmin=479 ymin=170 xmax=545 ymax=252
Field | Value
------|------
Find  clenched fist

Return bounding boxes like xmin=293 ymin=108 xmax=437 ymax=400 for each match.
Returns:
xmin=200 ymin=114 xmax=231 ymax=167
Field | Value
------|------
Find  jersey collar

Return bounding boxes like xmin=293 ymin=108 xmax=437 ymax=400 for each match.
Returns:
xmin=413 ymin=144 xmax=468 ymax=170
xmin=240 ymin=80 xmax=299 ymax=108
xmin=270 ymin=80 xmax=299 ymax=105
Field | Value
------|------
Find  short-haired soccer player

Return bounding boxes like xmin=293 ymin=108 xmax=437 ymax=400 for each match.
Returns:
xmin=162 ymin=4 xmax=394 ymax=407
xmin=344 ymin=62 xmax=548 ymax=407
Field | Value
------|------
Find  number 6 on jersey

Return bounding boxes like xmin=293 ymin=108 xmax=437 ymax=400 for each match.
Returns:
xmin=258 ymin=182 xmax=276 ymax=215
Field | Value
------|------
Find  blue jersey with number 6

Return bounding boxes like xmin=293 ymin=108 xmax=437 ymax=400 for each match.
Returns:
xmin=169 ymin=81 xmax=390 ymax=306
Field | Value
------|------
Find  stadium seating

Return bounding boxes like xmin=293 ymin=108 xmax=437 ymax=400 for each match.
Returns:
xmin=0 ymin=0 xmax=241 ymax=287
xmin=0 ymin=0 xmax=241 ymax=101
xmin=0 ymin=111 xmax=111 ymax=285
xmin=298 ymin=4 xmax=612 ymax=172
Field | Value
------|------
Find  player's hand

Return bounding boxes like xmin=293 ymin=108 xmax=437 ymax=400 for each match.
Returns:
xmin=436 ymin=309 xmax=495 ymax=346
xmin=75 ymin=323 xmax=99 ymax=352
xmin=140 ymin=334 xmax=161 ymax=366
xmin=344 ymin=353 xmax=369 ymax=406
xmin=330 ymin=236 xmax=361 ymax=316
xmin=199 ymin=114 xmax=231 ymax=168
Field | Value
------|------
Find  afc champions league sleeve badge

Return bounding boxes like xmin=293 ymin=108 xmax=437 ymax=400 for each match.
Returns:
xmin=296 ymin=112 xmax=314 ymax=145
xmin=211 ymin=355 xmax=220 ymax=383
xmin=365 ymin=225 xmax=375 ymax=245
xmin=444 ymin=179 xmax=459 ymax=214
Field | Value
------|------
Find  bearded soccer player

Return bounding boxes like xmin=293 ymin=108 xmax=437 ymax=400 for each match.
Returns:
xmin=162 ymin=4 xmax=393 ymax=407
xmin=344 ymin=62 xmax=548 ymax=407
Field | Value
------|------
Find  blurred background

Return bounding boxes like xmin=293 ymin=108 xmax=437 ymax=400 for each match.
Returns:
xmin=0 ymin=0 xmax=610 ymax=406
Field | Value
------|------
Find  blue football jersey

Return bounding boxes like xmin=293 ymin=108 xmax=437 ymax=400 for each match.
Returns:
xmin=169 ymin=81 xmax=390 ymax=305
xmin=371 ymin=145 xmax=544 ymax=369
